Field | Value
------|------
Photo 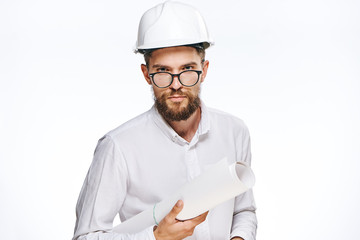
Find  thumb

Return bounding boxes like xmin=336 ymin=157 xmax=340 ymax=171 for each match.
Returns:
xmin=167 ymin=200 xmax=184 ymax=219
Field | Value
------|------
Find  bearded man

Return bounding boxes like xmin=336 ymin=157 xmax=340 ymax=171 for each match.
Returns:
xmin=73 ymin=2 xmax=257 ymax=240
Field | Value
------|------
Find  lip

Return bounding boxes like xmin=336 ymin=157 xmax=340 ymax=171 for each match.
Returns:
xmin=168 ymin=95 xmax=186 ymax=102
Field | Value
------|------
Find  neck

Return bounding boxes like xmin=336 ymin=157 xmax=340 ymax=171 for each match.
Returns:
xmin=166 ymin=107 xmax=201 ymax=142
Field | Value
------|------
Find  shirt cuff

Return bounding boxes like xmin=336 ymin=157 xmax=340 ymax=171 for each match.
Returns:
xmin=230 ymin=231 xmax=252 ymax=240
xmin=145 ymin=225 xmax=157 ymax=240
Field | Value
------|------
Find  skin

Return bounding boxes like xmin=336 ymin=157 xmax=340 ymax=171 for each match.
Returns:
xmin=141 ymin=46 xmax=244 ymax=240
xmin=153 ymin=200 xmax=208 ymax=240
xmin=141 ymin=46 xmax=209 ymax=142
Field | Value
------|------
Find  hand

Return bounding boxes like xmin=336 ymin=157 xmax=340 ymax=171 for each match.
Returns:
xmin=154 ymin=200 xmax=208 ymax=240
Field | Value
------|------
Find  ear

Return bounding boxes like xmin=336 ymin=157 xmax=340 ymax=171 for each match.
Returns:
xmin=141 ymin=64 xmax=152 ymax=85
xmin=200 ymin=60 xmax=209 ymax=83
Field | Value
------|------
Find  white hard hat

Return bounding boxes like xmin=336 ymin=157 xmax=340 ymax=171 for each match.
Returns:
xmin=134 ymin=1 xmax=214 ymax=53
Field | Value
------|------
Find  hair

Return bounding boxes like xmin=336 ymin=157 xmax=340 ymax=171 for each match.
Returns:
xmin=142 ymin=43 xmax=206 ymax=68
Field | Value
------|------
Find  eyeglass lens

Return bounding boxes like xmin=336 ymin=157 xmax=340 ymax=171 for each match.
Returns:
xmin=153 ymin=71 xmax=200 ymax=88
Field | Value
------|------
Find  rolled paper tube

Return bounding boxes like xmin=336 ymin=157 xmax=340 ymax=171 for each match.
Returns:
xmin=113 ymin=158 xmax=255 ymax=234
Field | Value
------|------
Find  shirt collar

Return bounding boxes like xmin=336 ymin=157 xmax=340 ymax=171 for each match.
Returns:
xmin=150 ymin=101 xmax=211 ymax=145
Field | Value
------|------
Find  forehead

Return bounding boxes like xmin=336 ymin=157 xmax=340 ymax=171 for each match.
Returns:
xmin=148 ymin=46 xmax=202 ymax=68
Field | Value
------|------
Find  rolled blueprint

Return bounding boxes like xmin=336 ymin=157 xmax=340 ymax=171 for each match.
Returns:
xmin=113 ymin=158 xmax=255 ymax=234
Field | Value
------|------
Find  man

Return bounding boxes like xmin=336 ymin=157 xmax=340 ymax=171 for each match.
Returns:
xmin=73 ymin=1 xmax=257 ymax=240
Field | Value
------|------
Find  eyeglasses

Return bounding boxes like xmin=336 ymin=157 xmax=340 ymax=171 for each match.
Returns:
xmin=149 ymin=70 xmax=202 ymax=88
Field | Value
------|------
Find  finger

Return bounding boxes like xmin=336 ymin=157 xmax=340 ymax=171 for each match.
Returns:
xmin=188 ymin=211 xmax=209 ymax=225
xmin=167 ymin=200 xmax=184 ymax=220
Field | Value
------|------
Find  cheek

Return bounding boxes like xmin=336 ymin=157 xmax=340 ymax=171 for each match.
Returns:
xmin=153 ymin=87 xmax=168 ymax=99
xmin=189 ymin=85 xmax=201 ymax=97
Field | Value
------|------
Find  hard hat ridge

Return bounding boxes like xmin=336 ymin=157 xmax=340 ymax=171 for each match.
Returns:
xmin=134 ymin=1 xmax=213 ymax=53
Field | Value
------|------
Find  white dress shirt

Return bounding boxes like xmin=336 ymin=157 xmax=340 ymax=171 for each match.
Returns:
xmin=73 ymin=103 xmax=257 ymax=240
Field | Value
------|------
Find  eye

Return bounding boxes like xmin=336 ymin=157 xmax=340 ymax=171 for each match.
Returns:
xmin=157 ymin=67 xmax=168 ymax=72
xmin=183 ymin=65 xmax=193 ymax=70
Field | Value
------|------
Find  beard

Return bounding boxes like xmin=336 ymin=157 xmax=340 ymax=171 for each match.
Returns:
xmin=154 ymin=88 xmax=201 ymax=122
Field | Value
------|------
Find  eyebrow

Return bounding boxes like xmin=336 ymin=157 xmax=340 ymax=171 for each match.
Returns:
xmin=151 ymin=62 xmax=199 ymax=69
xmin=151 ymin=64 xmax=170 ymax=69
xmin=182 ymin=61 xmax=199 ymax=67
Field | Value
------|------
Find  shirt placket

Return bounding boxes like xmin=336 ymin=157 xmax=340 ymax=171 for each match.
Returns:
xmin=184 ymin=144 xmax=201 ymax=181
xmin=183 ymin=140 xmax=211 ymax=240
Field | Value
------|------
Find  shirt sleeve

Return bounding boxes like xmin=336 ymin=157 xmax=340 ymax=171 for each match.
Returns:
xmin=73 ymin=135 xmax=156 ymax=240
xmin=76 ymin=226 xmax=156 ymax=240
xmin=230 ymin=122 xmax=257 ymax=240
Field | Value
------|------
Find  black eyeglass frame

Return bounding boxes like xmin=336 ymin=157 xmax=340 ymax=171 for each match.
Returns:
xmin=149 ymin=70 xmax=203 ymax=88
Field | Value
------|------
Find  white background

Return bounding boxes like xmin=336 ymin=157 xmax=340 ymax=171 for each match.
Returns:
xmin=1 ymin=0 xmax=359 ymax=239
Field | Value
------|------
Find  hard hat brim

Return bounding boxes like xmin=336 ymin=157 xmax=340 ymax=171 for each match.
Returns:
xmin=134 ymin=41 xmax=214 ymax=54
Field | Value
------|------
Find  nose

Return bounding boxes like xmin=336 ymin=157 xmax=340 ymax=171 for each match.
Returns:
xmin=169 ymin=75 xmax=182 ymax=90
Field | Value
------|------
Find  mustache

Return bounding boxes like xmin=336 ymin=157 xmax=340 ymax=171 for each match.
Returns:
xmin=157 ymin=89 xmax=188 ymax=101
xmin=168 ymin=89 xmax=186 ymax=96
